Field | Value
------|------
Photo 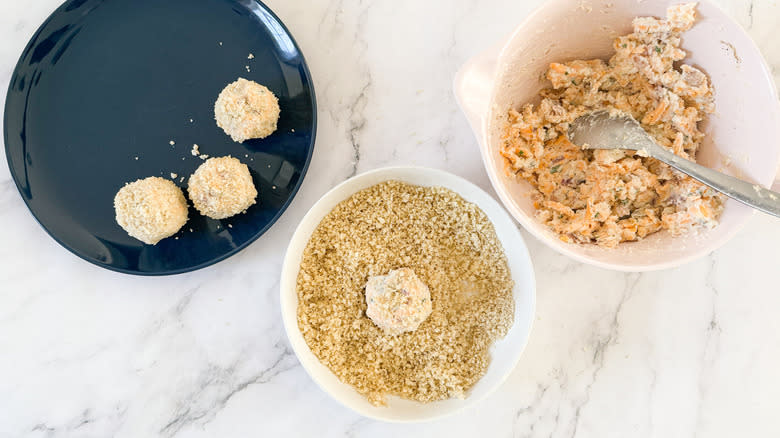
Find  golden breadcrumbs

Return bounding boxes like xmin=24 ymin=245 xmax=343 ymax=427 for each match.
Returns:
xmin=296 ymin=181 xmax=514 ymax=406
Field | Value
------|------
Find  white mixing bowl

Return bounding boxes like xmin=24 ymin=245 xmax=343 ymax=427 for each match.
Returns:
xmin=454 ymin=0 xmax=780 ymax=271
xmin=280 ymin=166 xmax=536 ymax=422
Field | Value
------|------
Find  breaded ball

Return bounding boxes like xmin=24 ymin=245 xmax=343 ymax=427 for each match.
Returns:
xmin=365 ymin=268 xmax=433 ymax=335
xmin=187 ymin=156 xmax=257 ymax=219
xmin=214 ymin=78 xmax=280 ymax=143
xmin=114 ymin=177 xmax=189 ymax=245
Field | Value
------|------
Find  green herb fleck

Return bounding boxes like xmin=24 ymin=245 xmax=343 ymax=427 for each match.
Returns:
xmin=516 ymin=150 xmax=526 ymax=157
xmin=621 ymin=43 xmax=627 ymax=48
xmin=594 ymin=212 xmax=601 ymax=218
xmin=571 ymin=79 xmax=578 ymax=85
xmin=550 ymin=165 xmax=561 ymax=174
xmin=655 ymin=46 xmax=662 ymax=54
xmin=565 ymin=71 xmax=569 ymax=75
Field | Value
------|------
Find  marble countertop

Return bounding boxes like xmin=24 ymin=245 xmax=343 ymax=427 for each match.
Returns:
xmin=1 ymin=0 xmax=779 ymax=436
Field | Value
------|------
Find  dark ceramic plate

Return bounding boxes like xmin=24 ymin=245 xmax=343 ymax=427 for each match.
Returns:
xmin=4 ymin=0 xmax=316 ymax=275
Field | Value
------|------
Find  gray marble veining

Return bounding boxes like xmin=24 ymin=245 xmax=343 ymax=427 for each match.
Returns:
xmin=1 ymin=1 xmax=779 ymax=437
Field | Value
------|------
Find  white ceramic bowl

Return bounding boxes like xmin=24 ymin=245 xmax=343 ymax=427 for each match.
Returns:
xmin=280 ymin=166 xmax=536 ymax=422
xmin=454 ymin=0 xmax=780 ymax=271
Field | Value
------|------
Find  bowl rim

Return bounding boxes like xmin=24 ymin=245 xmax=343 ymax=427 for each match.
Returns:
xmin=476 ymin=0 xmax=779 ymax=272
xmin=279 ymin=165 xmax=537 ymax=422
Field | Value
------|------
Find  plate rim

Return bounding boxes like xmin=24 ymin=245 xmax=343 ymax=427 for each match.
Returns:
xmin=3 ymin=0 xmax=318 ymax=276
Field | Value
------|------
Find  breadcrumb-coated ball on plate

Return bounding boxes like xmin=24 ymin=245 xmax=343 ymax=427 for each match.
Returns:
xmin=114 ymin=176 xmax=189 ymax=245
xmin=187 ymin=156 xmax=257 ymax=219
xmin=214 ymin=78 xmax=280 ymax=143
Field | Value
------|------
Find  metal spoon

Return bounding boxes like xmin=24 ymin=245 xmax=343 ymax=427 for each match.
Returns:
xmin=568 ymin=110 xmax=780 ymax=218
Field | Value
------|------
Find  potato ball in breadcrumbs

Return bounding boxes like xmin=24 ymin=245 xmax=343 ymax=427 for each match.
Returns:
xmin=214 ymin=78 xmax=280 ymax=143
xmin=114 ymin=177 xmax=188 ymax=245
xmin=365 ymin=268 xmax=432 ymax=335
xmin=188 ymin=156 xmax=257 ymax=219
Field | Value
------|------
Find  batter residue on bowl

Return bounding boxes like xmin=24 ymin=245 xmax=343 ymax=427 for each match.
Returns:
xmin=501 ymin=3 xmax=723 ymax=247
xmin=296 ymin=181 xmax=514 ymax=406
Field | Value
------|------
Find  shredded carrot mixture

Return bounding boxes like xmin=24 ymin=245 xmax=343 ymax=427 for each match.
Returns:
xmin=501 ymin=3 xmax=723 ymax=247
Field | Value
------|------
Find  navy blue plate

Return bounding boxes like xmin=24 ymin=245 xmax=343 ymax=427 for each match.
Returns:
xmin=4 ymin=0 xmax=316 ymax=275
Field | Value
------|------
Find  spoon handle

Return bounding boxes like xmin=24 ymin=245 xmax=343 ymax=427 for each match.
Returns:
xmin=650 ymin=145 xmax=780 ymax=218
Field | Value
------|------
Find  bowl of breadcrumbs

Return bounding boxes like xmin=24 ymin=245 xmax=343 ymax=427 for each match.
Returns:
xmin=280 ymin=166 xmax=536 ymax=422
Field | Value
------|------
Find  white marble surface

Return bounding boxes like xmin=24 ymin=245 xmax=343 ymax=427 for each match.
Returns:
xmin=1 ymin=0 xmax=779 ymax=436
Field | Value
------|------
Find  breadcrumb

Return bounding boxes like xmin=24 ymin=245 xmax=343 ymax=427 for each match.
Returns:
xmin=297 ymin=181 xmax=514 ymax=406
